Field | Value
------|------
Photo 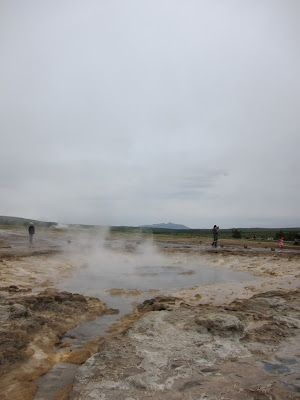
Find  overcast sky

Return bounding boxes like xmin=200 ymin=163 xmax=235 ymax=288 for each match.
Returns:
xmin=1 ymin=1 xmax=299 ymax=228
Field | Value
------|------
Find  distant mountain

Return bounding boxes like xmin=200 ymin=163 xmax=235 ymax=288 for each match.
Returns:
xmin=141 ymin=222 xmax=191 ymax=230
xmin=0 ymin=216 xmax=99 ymax=229
xmin=0 ymin=215 xmax=56 ymax=227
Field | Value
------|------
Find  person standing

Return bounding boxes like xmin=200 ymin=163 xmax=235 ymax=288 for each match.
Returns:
xmin=212 ymin=225 xmax=219 ymax=248
xmin=28 ymin=222 xmax=35 ymax=243
xmin=279 ymin=236 xmax=284 ymax=248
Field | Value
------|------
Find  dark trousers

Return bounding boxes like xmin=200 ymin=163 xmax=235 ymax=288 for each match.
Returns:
xmin=212 ymin=234 xmax=218 ymax=247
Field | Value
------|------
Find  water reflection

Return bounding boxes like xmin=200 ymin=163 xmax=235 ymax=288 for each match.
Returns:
xmin=61 ymin=262 xmax=253 ymax=294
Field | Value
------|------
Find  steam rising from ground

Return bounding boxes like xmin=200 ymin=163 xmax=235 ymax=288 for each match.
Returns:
xmin=64 ymin=229 xmax=168 ymax=284
xmin=60 ymin=230 xmax=253 ymax=297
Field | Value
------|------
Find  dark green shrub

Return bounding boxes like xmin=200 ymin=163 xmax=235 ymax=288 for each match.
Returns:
xmin=232 ymin=228 xmax=242 ymax=239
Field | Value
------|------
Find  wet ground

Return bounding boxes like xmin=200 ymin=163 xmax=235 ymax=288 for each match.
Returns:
xmin=32 ymin=242 xmax=254 ymax=400
xmin=0 ymin=228 xmax=299 ymax=399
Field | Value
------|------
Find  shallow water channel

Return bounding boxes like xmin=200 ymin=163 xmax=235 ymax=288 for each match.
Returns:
xmin=34 ymin=256 xmax=254 ymax=399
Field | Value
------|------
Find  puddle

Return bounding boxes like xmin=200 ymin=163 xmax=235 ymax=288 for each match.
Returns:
xmin=258 ymin=359 xmax=300 ymax=393
xmin=60 ymin=262 xmax=253 ymax=293
xmin=62 ymin=312 xmax=121 ymax=349
xmin=259 ymin=360 xmax=292 ymax=375
xmin=257 ymin=337 xmax=300 ymax=394
xmin=34 ymin=363 xmax=79 ymax=400
xmin=54 ymin=262 xmax=254 ymax=352
xmin=34 ymin=259 xmax=254 ymax=399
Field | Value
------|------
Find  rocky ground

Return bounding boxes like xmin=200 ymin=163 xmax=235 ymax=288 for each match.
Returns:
xmin=70 ymin=290 xmax=300 ymax=400
xmin=0 ymin=289 xmax=108 ymax=400
xmin=0 ymin=228 xmax=300 ymax=400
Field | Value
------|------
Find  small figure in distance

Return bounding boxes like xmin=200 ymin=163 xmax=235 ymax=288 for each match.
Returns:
xmin=279 ymin=236 xmax=284 ymax=248
xmin=28 ymin=222 xmax=35 ymax=244
xmin=212 ymin=225 xmax=219 ymax=248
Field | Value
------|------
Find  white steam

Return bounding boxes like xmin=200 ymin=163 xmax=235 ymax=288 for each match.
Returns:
xmin=64 ymin=229 xmax=168 ymax=278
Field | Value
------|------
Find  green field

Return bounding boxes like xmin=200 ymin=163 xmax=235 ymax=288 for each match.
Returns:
xmin=1 ymin=216 xmax=299 ymax=242
xmin=109 ymin=226 xmax=300 ymax=242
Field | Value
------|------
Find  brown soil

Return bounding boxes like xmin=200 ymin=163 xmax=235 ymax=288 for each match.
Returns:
xmin=0 ymin=289 xmax=107 ymax=400
xmin=0 ymin=228 xmax=299 ymax=400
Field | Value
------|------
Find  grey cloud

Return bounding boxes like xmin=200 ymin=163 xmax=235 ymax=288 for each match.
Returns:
xmin=0 ymin=0 xmax=299 ymax=228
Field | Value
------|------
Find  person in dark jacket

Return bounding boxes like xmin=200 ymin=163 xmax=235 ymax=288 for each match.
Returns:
xmin=211 ymin=225 xmax=219 ymax=248
xmin=28 ymin=222 xmax=35 ymax=243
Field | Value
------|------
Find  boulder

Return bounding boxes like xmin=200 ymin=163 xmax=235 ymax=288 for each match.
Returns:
xmin=195 ymin=313 xmax=244 ymax=336
xmin=9 ymin=304 xmax=28 ymax=318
